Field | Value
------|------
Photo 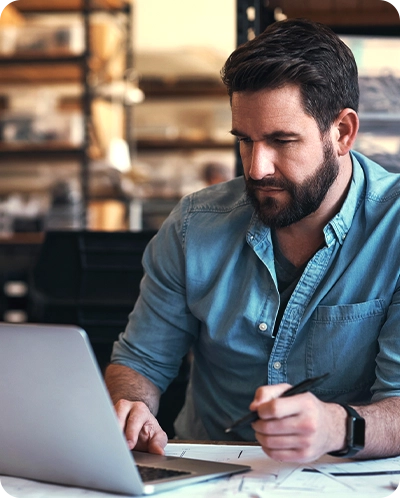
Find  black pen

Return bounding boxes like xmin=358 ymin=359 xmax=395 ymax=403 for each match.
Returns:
xmin=225 ymin=372 xmax=330 ymax=433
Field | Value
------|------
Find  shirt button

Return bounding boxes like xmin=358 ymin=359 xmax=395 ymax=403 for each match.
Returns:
xmin=258 ymin=322 xmax=267 ymax=331
xmin=273 ymin=361 xmax=282 ymax=370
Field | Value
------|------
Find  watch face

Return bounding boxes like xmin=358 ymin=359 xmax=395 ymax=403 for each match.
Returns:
xmin=353 ymin=416 xmax=366 ymax=448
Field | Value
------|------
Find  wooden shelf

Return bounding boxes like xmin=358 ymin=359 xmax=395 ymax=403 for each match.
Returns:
xmin=0 ymin=232 xmax=45 ymax=245
xmin=15 ymin=0 xmax=130 ymax=12
xmin=267 ymin=0 xmax=400 ymax=27
xmin=0 ymin=62 xmax=83 ymax=84
xmin=0 ymin=143 xmax=85 ymax=159
xmin=0 ymin=54 xmax=86 ymax=65
xmin=140 ymin=78 xmax=227 ymax=98
xmin=0 ymin=54 xmax=85 ymax=83
xmin=137 ymin=139 xmax=234 ymax=150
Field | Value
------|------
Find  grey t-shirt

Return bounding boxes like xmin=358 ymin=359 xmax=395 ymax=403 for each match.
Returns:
xmin=271 ymin=230 xmax=307 ymax=337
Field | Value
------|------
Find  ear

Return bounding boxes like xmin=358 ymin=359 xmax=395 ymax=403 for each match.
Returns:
xmin=331 ymin=108 xmax=359 ymax=156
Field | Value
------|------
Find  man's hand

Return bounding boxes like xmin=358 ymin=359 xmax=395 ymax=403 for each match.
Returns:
xmin=104 ymin=364 xmax=168 ymax=455
xmin=114 ymin=399 xmax=168 ymax=455
xmin=249 ymin=384 xmax=347 ymax=463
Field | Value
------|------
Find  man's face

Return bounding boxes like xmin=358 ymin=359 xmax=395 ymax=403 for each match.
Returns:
xmin=231 ymin=85 xmax=340 ymax=229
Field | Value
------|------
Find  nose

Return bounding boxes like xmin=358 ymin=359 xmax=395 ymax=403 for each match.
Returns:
xmin=247 ymin=141 xmax=276 ymax=180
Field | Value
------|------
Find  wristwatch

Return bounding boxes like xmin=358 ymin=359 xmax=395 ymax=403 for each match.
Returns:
xmin=328 ymin=403 xmax=365 ymax=458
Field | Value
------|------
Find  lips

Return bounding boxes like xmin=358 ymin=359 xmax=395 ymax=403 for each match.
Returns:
xmin=249 ymin=179 xmax=288 ymax=190
xmin=256 ymin=186 xmax=285 ymax=194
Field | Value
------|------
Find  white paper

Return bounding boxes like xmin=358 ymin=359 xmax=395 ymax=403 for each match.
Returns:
xmin=1 ymin=443 xmax=399 ymax=498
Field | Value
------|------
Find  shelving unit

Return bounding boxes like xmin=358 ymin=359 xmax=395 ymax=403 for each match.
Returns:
xmin=134 ymin=46 xmax=233 ymax=150
xmin=0 ymin=0 xmax=135 ymax=328
xmin=130 ymin=47 xmax=236 ymax=229
xmin=0 ymin=0 xmax=134 ymax=228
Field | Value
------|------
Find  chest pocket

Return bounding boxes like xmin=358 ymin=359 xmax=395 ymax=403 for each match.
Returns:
xmin=306 ymin=299 xmax=385 ymax=401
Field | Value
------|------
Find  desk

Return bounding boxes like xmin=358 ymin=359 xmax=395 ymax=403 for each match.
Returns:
xmin=1 ymin=442 xmax=399 ymax=498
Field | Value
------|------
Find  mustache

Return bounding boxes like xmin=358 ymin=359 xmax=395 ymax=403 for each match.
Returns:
xmin=246 ymin=177 xmax=291 ymax=190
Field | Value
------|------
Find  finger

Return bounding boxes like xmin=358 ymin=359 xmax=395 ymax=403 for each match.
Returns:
xmin=125 ymin=402 xmax=153 ymax=449
xmin=135 ymin=420 xmax=168 ymax=455
xmin=254 ymin=425 xmax=318 ymax=463
xmin=114 ymin=399 xmax=135 ymax=430
xmin=252 ymin=412 xmax=299 ymax=436
xmin=255 ymin=432 xmax=304 ymax=451
xmin=257 ymin=433 xmax=320 ymax=463
xmin=256 ymin=391 xmax=316 ymax=422
xmin=253 ymin=397 xmax=325 ymax=463
xmin=249 ymin=383 xmax=292 ymax=411
xmin=147 ymin=426 xmax=169 ymax=455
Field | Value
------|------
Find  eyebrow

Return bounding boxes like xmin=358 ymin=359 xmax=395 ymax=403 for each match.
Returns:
xmin=229 ymin=129 xmax=302 ymax=140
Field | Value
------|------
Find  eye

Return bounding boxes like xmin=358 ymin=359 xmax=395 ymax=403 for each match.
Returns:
xmin=275 ymin=139 xmax=296 ymax=146
xmin=237 ymin=137 xmax=252 ymax=144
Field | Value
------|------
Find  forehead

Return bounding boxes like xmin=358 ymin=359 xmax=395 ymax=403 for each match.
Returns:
xmin=231 ymin=85 xmax=319 ymax=135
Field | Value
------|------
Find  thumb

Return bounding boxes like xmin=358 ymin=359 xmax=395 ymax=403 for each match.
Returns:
xmin=147 ymin=430 xmax=168 ymax=455
xmin=249 ymin=383 xmax=291 ymax=411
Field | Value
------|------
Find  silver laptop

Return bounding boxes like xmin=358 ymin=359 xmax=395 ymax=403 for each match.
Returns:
xmin=0 ymin=323 xmax=250 ymax=495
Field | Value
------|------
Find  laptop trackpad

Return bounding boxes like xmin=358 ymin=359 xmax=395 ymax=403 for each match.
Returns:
xmin=132 ymin=450 xmax=192 ymax=468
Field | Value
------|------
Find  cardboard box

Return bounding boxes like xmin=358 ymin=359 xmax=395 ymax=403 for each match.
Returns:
xmin=90 ymin=19 xmax=125 ymax=79
xmin=91 ymin=19 xmax=123 ymax=61
xmin=88 ymin=200 xmax=127 ymax=231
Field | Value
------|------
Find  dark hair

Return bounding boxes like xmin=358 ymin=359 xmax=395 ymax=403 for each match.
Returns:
xmin=221 ymin=19 xmax=359 ymax=133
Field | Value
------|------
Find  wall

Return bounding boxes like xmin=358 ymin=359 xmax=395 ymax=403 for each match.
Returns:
xmin=134 ymin=0 xmax=236 ymax=57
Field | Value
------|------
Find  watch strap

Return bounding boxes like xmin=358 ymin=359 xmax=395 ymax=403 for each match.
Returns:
xmin=328 ymin=403 xmax=365 ymax=458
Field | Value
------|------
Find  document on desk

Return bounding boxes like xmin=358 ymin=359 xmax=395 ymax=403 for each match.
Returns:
xmin=1 ymin=445 xmax=399 ymax=498
xmin=164 ymin=443 xmax=400 ymax=498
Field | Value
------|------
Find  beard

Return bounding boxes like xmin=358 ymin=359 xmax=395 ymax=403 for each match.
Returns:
xmin=244 ymin=139 xmax=340 ymax=229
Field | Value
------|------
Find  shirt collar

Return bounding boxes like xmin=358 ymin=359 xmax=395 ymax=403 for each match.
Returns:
xmin=325 ymin=151 xmax=364 ymax=246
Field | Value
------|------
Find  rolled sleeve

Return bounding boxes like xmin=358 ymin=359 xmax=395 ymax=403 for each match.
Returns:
xmin=111 ymin=199 xmax=199 ymax=393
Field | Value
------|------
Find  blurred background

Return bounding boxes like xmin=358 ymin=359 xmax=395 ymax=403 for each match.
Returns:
xmin=0 ymin=0 xmax=399 ymax=236
xmin=0 ymin=0 xmax=237 ymax=235
xmin=0 ymin=0 xmax=399 ymax=434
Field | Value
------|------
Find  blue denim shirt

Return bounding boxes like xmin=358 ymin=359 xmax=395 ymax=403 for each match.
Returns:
xmin=112 ymin=151 xmax=400 ymax=441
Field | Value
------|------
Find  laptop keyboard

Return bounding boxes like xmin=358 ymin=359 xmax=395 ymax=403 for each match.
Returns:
xmin=137 ymin=464 xmax=192 ymax=482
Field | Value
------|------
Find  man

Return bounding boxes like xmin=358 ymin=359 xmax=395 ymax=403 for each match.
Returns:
xmin=105 ymin=19 xmax=400 ymax=463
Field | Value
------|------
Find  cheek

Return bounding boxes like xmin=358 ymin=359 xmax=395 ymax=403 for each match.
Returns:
xmin=283 ymin=146 xmax=325 ymax=180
